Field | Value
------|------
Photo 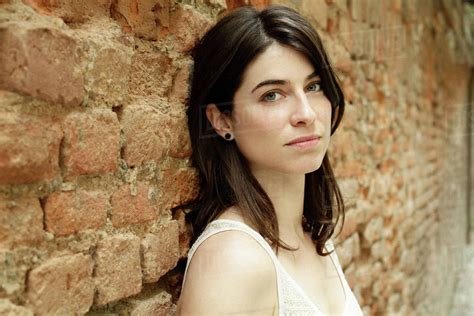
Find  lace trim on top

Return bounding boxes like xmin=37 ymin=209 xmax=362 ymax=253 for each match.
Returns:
xmin=182 ymin=219 xmax=364 ymax=316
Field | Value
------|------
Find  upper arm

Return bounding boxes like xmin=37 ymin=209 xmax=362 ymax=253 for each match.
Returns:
xmin=176 ymin=230 xmax=278 ymax=315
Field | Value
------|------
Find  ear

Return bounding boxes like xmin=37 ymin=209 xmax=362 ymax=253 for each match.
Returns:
xmin=205 ymin=103 xmax=233 ymax=137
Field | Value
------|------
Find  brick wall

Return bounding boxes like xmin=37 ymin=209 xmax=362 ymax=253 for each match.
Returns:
xmin=0 ymin=0 xmax=472 ymax=315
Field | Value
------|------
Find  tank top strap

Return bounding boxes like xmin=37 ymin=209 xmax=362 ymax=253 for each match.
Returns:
xmin=325 ymin=238 xmax=335 ymax=251
xmin=183 ymin=219 xmax=280 ymax=286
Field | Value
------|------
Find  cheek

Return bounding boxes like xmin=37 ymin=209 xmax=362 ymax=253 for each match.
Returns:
xmin=327 ymin=107 xmax=333 ymax=126
xmin=321 ymin=99 xmax=332 ymax=126
xmin=232 ymin=109 xmax=286 ymax=162
xmin=234 ymin=108 xmax=285 ymax=135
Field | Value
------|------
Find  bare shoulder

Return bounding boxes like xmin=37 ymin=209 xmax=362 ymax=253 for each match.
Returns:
xmin=176 ymin=229 xmax=278 ymax=315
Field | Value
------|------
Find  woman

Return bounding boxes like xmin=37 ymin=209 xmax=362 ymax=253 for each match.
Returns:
xmin=176 ymin=4 xmax=364 ymax=316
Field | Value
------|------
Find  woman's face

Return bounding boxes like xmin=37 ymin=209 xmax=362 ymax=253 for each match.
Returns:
xmin=212 ymin=42 xmax=332 ymax=175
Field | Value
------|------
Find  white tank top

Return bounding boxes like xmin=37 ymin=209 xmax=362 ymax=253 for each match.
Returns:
xmin=182 ymin=219 xmax=364 ymax=315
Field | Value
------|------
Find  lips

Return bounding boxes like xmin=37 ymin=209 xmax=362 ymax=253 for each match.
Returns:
xmin=286 ymin=135 xmax=321 ymax=145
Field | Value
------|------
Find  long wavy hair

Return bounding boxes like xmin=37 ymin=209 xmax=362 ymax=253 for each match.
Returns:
xmin=184 ymin=4 xmax=346 ymax=256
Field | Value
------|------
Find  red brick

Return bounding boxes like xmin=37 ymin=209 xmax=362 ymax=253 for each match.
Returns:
xmin=392 ymin=207 xmax=407 ymax=226
xmin=326 ymin=7 xmax=338 ymax=35
xmin=167 ymin=58 xmax=192 ymax=103
xmin=363 ymin=217 xmax=383 ymax=243
xmin=350 ymin=23 xmax=370 ymax=59
xmin=174 ymin=208 xmax=192 ymax=259
xmin=320 ymin=32 xmax=352 ymax=75
xmin=328 ymin=130 xmax=352 ymax=160
xmin=168 ymin=4 xmax=213 ymax=53
xmin=0 ymin=250 xmax=29 ymax=297
xmin=0 ymin=300 xmax=33 ymax=316
xmin=374 ymin=25 xmax=387 ymax=64
xmin=110 ymin=0 xmax=171 ymax=40
xmin=80 ymin=31 xmax=133 ymax=106
xmin=336 ymin=233 xmax=360 ymax=269
xmin=26 ymin=253 xmax=94 ymax=315
xmin=128 ymin=45 xmax=173 ymax=98
xmin=338 ymin=207 xmax=364 ymax=240
xmin=0 ymin=110 xmax=62 ymax=185
xmin=378 ymin=158 xmax=396 ymax=174
xmin=332 ymin=0 xmax=348 ymax=12
xmin=332 ymin=158 xmax=365 ymax=178
xmin=159 ymin=168 xmax=199 ymax=210
xmin=23 ymin=0 xmax=112 ymax=22
xmin=0 ymin=198 xmax=43 ymax=249
xmin=338 ymin=178 xmax=359 ymax=208
xmin=0 ymin=24 xmax=84 ymax=106
xmin=110 ymin=182 xmax=159 ymax=227
xmin=141 ymin=220 xmax=179 ymax=283
xmin=366 ymin=0 xmax=382 ymax=27
xmin=163 ymin=109 xmax=192 ymax=159
xmin=44 ymin=190 xmax=107 ymax=236
xmin=354 ymin=262 xmax=379 ymax=289
xmin=62 ymin=108 xmax=120 ymax=179
xmin=226 ymin=0 xmax=270 ymax=10
xmin=300 ymin=0 xmax=328 ymax=30
xmin=128 ymin=290 xmax=173 ymax=316
xmin=342 ymin=102 xmax=360 ymax=132
xmin=373 ymin=143 xmax=386 ymax=160
xmin=375 ymin=128 xmax=391 ymax=144
xmin=342 ymin=77 xmax=355 ymax=104
xmin=350 ymin=0 xmax=367 ymax=22
xmin=94 ymin=234 xmax=142 ymax=305
xmin=338 ymin=12 xmax=353 ymax=56
xmin=121 ymin=102 xmax=167 ymax=166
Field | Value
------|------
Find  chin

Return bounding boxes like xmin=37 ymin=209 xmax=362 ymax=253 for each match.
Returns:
xmin=282 ymin=160 xmax=323 ymax=175
xmin=304 ymin=163 xmax=323 ymax=174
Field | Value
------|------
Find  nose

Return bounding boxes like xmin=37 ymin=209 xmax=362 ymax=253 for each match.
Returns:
xmin=290 ymin=91 xmax=316 ymax=126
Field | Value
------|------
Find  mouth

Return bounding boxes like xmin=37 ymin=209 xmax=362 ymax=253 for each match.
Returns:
xmin=286 ymin=137 xmax=321 ymax=148
xmin=285 ymin=135 xmax=322 ymax=146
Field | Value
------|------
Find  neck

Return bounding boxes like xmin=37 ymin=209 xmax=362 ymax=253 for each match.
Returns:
xmin=251 ymin=168 xmax=306 ymax=243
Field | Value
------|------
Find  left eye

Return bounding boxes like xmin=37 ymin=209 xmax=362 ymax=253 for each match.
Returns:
xmin=262 ymin=91 xmax=282 ymax=102
xmin=307 ymin=82 xmax=322 ymax=92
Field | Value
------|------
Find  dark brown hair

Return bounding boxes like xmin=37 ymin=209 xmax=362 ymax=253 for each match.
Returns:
xmin=184 ymin=4 xmax=345 ymax=256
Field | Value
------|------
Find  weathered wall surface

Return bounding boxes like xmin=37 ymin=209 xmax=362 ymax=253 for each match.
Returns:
xmin=0 ymin=0 xmax=472 ymax=315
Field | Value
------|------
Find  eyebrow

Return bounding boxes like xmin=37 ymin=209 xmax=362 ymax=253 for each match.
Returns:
xmin=251 ymin=71 xmax=320 ymax=93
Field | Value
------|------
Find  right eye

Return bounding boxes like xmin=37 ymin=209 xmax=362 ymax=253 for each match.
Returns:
xmin=261 ymin=91 xmax=283 ymax=102
xmin=306 ymin=81 xmax=322 ymax=93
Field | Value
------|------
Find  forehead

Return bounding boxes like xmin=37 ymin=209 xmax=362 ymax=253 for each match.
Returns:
xmin=240 ymin=42 xmax=315 ymax=87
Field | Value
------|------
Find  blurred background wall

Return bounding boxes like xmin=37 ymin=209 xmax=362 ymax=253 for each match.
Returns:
xmin=0 ymin=0 xmax=472 ymax=315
